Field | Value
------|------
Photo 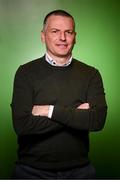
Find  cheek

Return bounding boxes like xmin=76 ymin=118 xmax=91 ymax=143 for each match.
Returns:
xmin=67 ymin=35 xmax=75 ymax=42
xmin=45 ymin=36 xmax=55 ymax=44
xmin=68 ymin=38 xmax=75 ymax=46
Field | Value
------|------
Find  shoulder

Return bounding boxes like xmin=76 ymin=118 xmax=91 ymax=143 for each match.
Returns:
xmin=15 ymin=56 xmax=45 ymax=75
xmin=72 ymin=58 xmax=98 ymax=75
xmin=19 ymin=56 xmax=45 ymax=70
xmin=71 ymin=58 xmax=103 ymax=83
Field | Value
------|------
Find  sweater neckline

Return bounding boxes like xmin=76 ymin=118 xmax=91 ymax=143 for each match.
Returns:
xmin=41 ymin=56 xmax=74 ymax=71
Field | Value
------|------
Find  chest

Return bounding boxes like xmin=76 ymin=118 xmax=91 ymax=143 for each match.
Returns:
xmin=32 ymin=69 xmax=90 ymax=106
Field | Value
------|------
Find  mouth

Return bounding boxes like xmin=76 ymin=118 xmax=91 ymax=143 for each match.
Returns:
xmin=56 ymin=44 xmax=68 ymax=48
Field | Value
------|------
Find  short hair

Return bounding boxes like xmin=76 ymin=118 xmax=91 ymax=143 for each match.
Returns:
xmin=43 ymin=9 xmax=75 ymax=29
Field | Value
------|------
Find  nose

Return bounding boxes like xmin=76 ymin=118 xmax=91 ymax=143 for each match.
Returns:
xmin=59 ymin=32 xmax=66 ymax=41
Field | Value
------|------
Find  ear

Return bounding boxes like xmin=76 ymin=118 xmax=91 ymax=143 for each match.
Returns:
xmin=74 ymin=32 xmax=77 ymax=44
xmin=41 ymin=31 xmax=45 ymax=43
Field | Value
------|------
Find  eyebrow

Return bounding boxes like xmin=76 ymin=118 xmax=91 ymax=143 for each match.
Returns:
xmin=50 ymin=28 xmax=74 ymax=32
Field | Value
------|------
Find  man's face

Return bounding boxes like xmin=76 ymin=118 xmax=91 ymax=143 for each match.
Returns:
xmin=41 ymin=15 xmax=76 ymax=59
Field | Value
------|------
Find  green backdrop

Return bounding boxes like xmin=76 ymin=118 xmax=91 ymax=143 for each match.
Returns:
xmin=0 ymin=0 xmax=119 ymax=178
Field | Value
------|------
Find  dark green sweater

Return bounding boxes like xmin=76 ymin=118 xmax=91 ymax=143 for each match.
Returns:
xmin=11 ymin=56 xmax=107 ymax=170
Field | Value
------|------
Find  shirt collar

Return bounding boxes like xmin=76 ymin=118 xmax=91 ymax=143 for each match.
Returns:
xmin=45 ymin=53 xmax=72 ymax=67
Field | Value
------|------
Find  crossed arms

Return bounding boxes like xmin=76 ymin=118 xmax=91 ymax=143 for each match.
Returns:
xmin=32 ymin=103 xmax=90 ymax=117
xmin=11 ymin=66 xmax=107 ymax=136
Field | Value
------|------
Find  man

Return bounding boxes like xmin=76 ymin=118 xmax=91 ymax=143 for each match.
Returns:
xmin=11 ymin=10 xmax=107 ymax=179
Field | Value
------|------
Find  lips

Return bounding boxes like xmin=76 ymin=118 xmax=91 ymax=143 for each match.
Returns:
xmin=56 ymin=44 xmax=68 ymax=48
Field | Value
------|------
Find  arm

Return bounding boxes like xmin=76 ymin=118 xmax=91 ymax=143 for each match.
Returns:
xmin=35 ymin=70 xmax=107 ymax=131
xmin=51 ymin=70 xmax=107 ymax=131
xmin=11 ymin=66 xmax=63 ymax=136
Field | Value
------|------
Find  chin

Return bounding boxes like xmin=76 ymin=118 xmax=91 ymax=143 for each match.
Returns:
xmin=55 ymin=52 xmax=70 ymax=57
xmin=57 ymin=54 xmax=70 ymax=58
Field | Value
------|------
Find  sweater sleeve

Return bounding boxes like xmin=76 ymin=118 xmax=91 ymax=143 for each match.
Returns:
xmin=11 ymin=66 xmax=63 ymax=136
xmin=51 ymin=70 xmax=107 ymax=131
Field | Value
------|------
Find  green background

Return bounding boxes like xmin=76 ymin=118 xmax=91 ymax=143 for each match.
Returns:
xmin=0 ymin=0 xmax=119 ymax=178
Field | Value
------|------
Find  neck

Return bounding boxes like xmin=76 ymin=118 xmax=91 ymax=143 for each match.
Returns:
xmin=47 ymin=52 xmax=72 ymax=66
xmin=54 ymin=57 xmax=70 ymax=66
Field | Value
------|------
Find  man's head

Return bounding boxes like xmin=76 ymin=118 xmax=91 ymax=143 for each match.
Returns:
xmin=43 ymin=10 xmax=75 ymax=31
xmin=41 ymin=10 xmax=76 ymax=61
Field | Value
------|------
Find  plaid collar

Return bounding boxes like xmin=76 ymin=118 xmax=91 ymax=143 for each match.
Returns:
xmin=45 ymin=53 xmax=72 ymax=67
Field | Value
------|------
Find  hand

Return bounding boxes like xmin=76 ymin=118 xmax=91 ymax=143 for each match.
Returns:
xmin=32 ymin=105 xmax=50 ymax=116
xmin=77 ymin=103 xmax=90 ymax=110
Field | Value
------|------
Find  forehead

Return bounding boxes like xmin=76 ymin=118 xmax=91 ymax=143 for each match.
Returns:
xmin=45 ymin=15 xmax=74 ymax=29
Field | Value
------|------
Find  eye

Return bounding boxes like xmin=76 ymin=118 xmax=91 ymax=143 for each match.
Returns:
xmin=51 ymin=29 xmax=59 ymax=33
xmin=52 ymin=30 xmax=57 ymax=33
xmin=66 ymin=31 xmax=73 ymax=35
